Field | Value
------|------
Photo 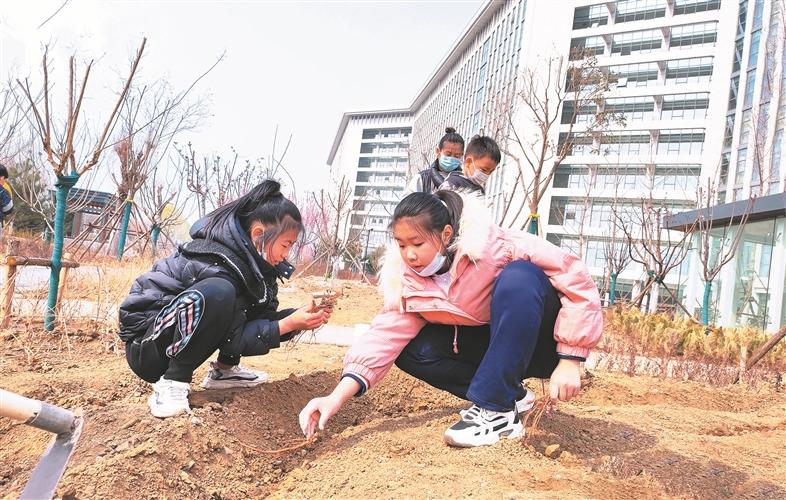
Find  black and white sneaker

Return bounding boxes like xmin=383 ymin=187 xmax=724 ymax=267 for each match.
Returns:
xmin=200 ymin=362 xmax=269 ymax=389
xmin=460 ymin=388 xmax=536 ymax=419
xmin=444 ymin=405 xmax=523 ymax=447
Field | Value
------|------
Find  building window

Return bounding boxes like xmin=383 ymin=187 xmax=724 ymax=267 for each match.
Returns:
xmin=665 ymin=57 xmax=713 ymax=85
xmin=615 ymin=0 xmax=666 ymax=23
xmin=611 ymin=29 xmax=662 ymax=56
xmin=723 ymin=114 xmax=736 ymax=149
xmin=732 ymin=38 xmax=744 ymax=73
xmin=728 ymin=75 xmax=740 ymax=111
xmin=771 ymin=129 xmax=783 ymax=191
xmin=653 ymin=165 xmax=700 ymax=192
xmin=752 ymin=0 xmax=764 ymax=31
xmin=743 ymin=69 xmax=757 ymax=108
xmin=561 ymin=101 xmax=598 ymax=124
xmin=605 ymin=96 xmax=655 ymax=120
xmin=734 ymin=147 xmax=748 ymax=187
xmin=549 ymin=199 xmax=582 ymax=226
xmin=719 ymin=152 xmax=730 ymax=190
xmin=560 ymin=133 xmax=595 ymax=156
xmin=657 ymin=129 xmax=705 ymax=155
xmin=738 ymin=0 xmax=749 ymax=36
xmin=732 ymin=219 xmax=775 ymax=329
xmin=585 ymin=239 xmax=608 ymax=268
xmin=553 ymin=166 xmax=591 ymax=189
xmin=570 ymin=36 xmax=605 ymax=59
xmin=670 ymin=22 xmax=718 ymax=49
xmin=674 ymin=0 xmax=721 ymax=15
xmin=609 ymin=62 xmax=660 ymax=87
xmin=573 ymin=4 xmax=608 ymax=29
xmin=602 ymin=132 xmax=651 ymax=155
xmin=661 ymin=93 xmax=710 ymax=120
xmin=596 ymin=167 xmax=648 ymax=190
xmin=748 ymin=30 xmax=761 ymax=69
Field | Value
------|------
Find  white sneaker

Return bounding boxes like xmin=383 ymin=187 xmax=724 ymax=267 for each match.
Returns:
xmin=444 ymin=405 xmax=523 ymax=447
xmin=460 ymin=388 xmax=535 ymax=419
xmin=148 ymin=378 xmax=191 ymax=418
xmin=200 ymin=361 xmax=269 ymax=389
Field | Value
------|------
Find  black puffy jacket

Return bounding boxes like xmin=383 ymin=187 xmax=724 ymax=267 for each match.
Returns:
xmin=118 ymin=215 xmax=298 ymax=357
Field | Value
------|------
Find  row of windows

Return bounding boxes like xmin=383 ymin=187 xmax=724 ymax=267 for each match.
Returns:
xmin=605 ymin=56 xmax=714 ymax=88
xmin=548 ymin=234 xmax=692 ymax=275
xmin=616 ymin=0 xmax=666 ymax=23
xmin=570 ymin=22 xmax=718 ymax=59
xmin=563 ymin=93 xmax=709 ymax=123
xmin=355 ymin=171 xmax=406 ymax=184
xmin=361 ymin=128 xmax=412 ymax=141
xmin=354 ymin=186 xmax=404 ymax=198
xmin=553 ymin=165 xmax=700 ymax=192
xmin=674 ymin=0 xmax=721 ymax=15
xmin=359 ymin=143 xmax=409 ymax=155
xmin=352 ymin=199 xmax=397 ymax=213
xmin=549 ymin=197 xmax=695 ymax=231
xmin=560 ymin=129 xmax=705 ymax=156
xmin=573 ymin=0 xmax=720 ymax=30
xmin=357 ymin=157 xmax=408 ymax=169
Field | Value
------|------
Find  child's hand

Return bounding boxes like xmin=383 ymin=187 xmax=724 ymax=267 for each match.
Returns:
xmin=299 ymin=395 xmax=342 ymax=438
xmin=282 ymin=304 xmax=331 ymax=333
xmin=549 ymin=358 xmax=582 ymax=402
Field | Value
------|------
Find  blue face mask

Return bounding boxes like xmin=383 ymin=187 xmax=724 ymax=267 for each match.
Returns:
xmin=438 ymin=154 xmax=463 ymax=172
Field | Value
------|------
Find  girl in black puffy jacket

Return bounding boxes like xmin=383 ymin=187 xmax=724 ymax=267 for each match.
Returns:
xmin=119 ymin=180 xmax=331 ymax=418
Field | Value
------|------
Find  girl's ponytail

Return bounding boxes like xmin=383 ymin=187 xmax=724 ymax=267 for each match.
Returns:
xmin=203 ymin=179 xmax=301 ymax=241
xmin=434 ymin=190 xmax=463 ymax=248
xmin=391 ymin=190 xmax=464 ymax=251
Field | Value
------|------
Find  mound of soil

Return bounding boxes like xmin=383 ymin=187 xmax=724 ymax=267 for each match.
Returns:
xmin=2 ymin=321 xmax=786 ymax=498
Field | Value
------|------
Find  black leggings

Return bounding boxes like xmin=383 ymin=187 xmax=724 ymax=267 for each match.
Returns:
xmin=125 ymin=277 xmax=240 ymax=383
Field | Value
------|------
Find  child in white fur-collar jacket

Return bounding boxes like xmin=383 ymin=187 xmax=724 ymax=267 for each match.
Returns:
xmin=300 ymin=190 xmax=602 ymax=447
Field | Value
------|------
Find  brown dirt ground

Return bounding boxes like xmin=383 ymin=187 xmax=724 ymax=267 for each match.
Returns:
xmin=1 ymin=279 xmax=786 ymax=499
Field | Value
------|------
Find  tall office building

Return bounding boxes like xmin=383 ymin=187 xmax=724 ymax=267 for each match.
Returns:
xmin=328 ymin=0 xmax=785 ymax=329
xmin=327 ymin=110 xmax=412 ymax=256
xmin=669 ymin=0 xmax=786 ymax=332
xmin=543 ymin=0 xmax=737 ymax=310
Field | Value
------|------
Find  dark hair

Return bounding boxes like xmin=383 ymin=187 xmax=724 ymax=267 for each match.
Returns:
xmin=391 ymin=190 xmax=463 ymax=256
xmin=0 ymin=164 xmax=8 ymax=178
xmin=204 ymin=180 xmax=303 ymax=246
xmin=438 ymin=127 xmax=465 ymax=150
xmin=465 ymin=135 xmax=501 ymax=164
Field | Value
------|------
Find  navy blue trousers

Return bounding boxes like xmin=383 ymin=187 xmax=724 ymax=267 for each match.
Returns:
xmin=394 ymin=260 xmax=561 ymax=412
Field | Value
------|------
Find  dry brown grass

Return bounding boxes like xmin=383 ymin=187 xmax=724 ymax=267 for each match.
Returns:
xmin=597 ymin=305 xmax=786 ymax=386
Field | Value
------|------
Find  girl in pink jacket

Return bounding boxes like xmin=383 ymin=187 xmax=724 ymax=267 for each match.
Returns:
xmin=300 ymin=190 xmax=602 ymax=447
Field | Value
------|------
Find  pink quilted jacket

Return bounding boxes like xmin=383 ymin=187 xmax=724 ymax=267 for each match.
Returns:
xmin=344 ymin=196 xmax=603 ymax=390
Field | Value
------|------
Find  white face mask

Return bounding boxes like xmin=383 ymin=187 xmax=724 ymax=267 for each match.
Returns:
xmin=254 ymin=231 xmax=269 ymax=262
xmin=470 ymin=170 xmax=489 ymax=186
xmin=413 ymin=251 xmax=447 ymax=277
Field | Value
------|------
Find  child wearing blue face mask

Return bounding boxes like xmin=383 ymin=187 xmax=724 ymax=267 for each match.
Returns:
xmin=439 ymin=135 xmax=501 ymax=195
xmin=407 ymin=127 xmax=465 ymax=194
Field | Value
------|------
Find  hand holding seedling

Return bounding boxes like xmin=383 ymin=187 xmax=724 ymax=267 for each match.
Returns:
xmin=299 ymin=376 xmax=359 ymax=438
xmin=280 ymin=303 xmax=331 ymax=333
xmin=549 ymin=358 xmax=582 ymax=402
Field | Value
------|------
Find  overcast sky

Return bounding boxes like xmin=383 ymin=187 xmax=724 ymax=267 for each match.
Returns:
xmin=1 ymin=0 xmax=483 ymax=200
